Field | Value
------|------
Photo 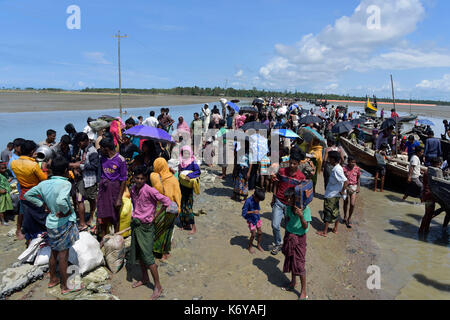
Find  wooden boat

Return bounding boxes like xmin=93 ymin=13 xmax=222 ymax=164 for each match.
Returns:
xmin=398 ymin=114 xmax=418 ymax=123
xmin=429 ymin=175 xmax=450 ymax=212
xmin=340 ymin=137 xmax=377 ymax=167
xmin=340 ymin=137 xmax=426 ymax=181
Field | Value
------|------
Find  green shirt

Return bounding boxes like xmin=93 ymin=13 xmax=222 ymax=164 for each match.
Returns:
xmin=286 ymin=205 xmax=311 ymax=236
xmin=24 ymin=176 xmax=76 ymax=229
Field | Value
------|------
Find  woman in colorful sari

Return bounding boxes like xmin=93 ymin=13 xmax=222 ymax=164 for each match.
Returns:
xmin=150 ymin=158 xmax=181 ymax=261
xmin=308 ymin=137 xmax=323 ymax=193
xmin=178 ymin=145 xmax=201 ymax=234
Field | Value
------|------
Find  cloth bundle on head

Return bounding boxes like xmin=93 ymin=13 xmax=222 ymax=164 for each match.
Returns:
xmin=179 ymin=145 xmax=195 ymax=169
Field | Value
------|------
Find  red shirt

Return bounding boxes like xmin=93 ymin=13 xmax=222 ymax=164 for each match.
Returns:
xmin=275 ymin=167 xmax=305 ymax=205
xmin=343 ymin=165 xmax=361 ymax=186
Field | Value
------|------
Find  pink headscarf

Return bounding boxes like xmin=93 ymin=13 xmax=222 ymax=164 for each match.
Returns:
xmin=179 ymin=145 xmax=195 ymax=169
xmin=177 ymin=119 xmax=191 ymax=134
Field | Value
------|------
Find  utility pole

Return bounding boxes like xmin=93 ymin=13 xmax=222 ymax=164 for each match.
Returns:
xmin=114 ymin=30 xmax=128 ymax=118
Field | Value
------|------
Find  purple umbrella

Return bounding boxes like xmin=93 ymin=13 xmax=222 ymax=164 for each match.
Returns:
xmin=124 ymin=125 xmax=175 ymax=144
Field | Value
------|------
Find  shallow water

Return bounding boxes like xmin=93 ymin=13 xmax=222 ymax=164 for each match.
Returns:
xmin=355 ymin=170 xmax=449 ymax=299
xmin=0 ymin=103 xmax=217 ymax=148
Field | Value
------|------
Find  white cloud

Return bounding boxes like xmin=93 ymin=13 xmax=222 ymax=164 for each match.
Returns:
xmin=258 ymin=0 xmax=450 ymax=89
xmin=83 ymin=52 xmax=112 ymax=65
xmin=234 ymin=69 xmax=244 ymax=77
xmin=416 ymin=74 xmax=450 ymax=92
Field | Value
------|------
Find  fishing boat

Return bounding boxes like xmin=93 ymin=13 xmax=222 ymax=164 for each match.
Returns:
xmin=398 ymin=115 xmax=418 ymax=123
xmin=411 ymin=126 xmax=450 ymax=161
xmin=340 ymin=137 xmax=426 ymax=181
xmin=340 ymin=137 xmax=377 ymax=167
xmin=429 ymin=175 xmax=450 ymax=212
xmin=364 ymin=96 xmax=377 ymax=117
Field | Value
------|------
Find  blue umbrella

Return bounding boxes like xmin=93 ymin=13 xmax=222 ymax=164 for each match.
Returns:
xmin=273 ymin=129 xmax=300 ymax=139
xmin=124 ymin=125 xmax=175 ymax=143
xmin=298 ymin=127 xmax=327 ymax=148
xmin=417 ymin=119 xmax=435 ymax=126
xmin=289 ymin=104 xmax=300 ymax=112
xmin=226 ymin=101 xmax=240 ymax=112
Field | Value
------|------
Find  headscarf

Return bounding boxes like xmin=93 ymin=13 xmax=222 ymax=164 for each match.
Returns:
xmin=309 ymin=140 xmax=323 ymax=174
xmin=150 ymin=157 xmax=181 ymax=211
xmin=177 ymin=118 xmax=191 ymax=134
xmin=179 ymin=145 xmax=195 ymax=169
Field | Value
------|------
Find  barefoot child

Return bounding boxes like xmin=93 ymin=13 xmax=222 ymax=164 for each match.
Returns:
xmin=343 ymin=156 xmax=361 ymax=229
xmin=281 ymin=187 xmax=311 ymax=300
xmin=24 ymin=156 xmax=81 ymax=295
xmin=129 ymin=166 xmax=171 ymax=300
xmin=0 ymin=162 xmax=13 ymax=226
xmin=317 ymin=151 xmax=348 ymax=237
xmin=242 ymin=189 xmax=265 ymax=254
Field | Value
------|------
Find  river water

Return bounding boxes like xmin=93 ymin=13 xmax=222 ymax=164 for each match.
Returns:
xmin=0 ymin=101 xmax=448 ymax=299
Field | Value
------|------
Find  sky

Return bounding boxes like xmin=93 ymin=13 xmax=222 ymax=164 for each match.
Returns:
xmin=1 ymin=0 xmax=450 ymax=100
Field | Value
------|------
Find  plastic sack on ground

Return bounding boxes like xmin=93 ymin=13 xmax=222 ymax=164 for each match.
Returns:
xmin=34 ymin=246 xmax=51 ymax=266
xmin=102 ymin=234 xmax=125 ymax=273
xmin=18 ymin=236 xmax=44 ymax=264
xmin=68 ymin=232 xmax=104 ymax=275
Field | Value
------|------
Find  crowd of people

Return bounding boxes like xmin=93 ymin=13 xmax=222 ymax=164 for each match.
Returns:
xmin=0 ymin=99 xmax=448 ymax=300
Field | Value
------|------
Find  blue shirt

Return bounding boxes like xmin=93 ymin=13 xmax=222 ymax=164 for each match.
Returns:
xmin=24 ymin=176 xmax=76 ymax=229
xmin=242 ymin=196 xmax=261 ymax=225
xmin=425 ymin=138 xmax=442 ymax=158
xmin=405 ymin=140 xmax=420 ymax=157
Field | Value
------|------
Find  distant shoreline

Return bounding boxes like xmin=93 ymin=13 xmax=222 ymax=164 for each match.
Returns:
xmin=0 ymin=91 xmax=239 ymax=113
xmin=327 ymin=99 xmax=437 ymax=107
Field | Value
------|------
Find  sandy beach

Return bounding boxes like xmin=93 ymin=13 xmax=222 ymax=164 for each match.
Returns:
xmin=0 ymin=165 xmax=397 ymax=300
xmin=0 ymin=91 xmax=232 ymax=113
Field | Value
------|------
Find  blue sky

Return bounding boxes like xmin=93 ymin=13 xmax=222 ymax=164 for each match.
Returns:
xmin=1 ymin=0 xmax=450 ymax=100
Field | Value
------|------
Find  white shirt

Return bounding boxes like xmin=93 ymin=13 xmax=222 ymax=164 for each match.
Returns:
xmin=143 ymin=116 xmax=158 ymax=127
xmin=202 ymin=108 xmax=211 ymax=121
xmin=410 ymin=155 xmax=421 ymax=179
xmin=83 ymin=125 xmax=96 ymax=141
xmin=325 ymin=164 xmax=347 ymax=198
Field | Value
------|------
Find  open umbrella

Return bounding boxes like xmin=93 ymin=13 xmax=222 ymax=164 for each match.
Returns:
xmin=240 ymin=106 xmax=259 ymax=113
xmin=299 ymin=115 xmax=323 ymax=125
xmin=124 ymin=125 xmax=175 ymax=144
xmin=350 ymin=118 xmax=365 ymax=126
xmin=253 ymin=98 xmax=265 ymax=105
xmin=298 ymin=127 xmax=327 ymax=148
xmin=332 ymin=121 xmax=354 ymax=134
xmin=381 ymin=118 xmax=397 ymax=130
xmin=289 ymin=104 xmax=300 ymax=112
xmin=241 ymin=121 xmax=269 ymax=132
xmin=273 ymin=129 xmax=300 ymax=139
xmin=417 ymin=119 xmax=435 ymax=126
xmin=226 ymin=101 xmax=240 ymax=112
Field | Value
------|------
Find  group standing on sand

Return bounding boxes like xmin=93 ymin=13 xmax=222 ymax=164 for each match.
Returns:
xmin=0 ymin=98 xmax=449 ymax=301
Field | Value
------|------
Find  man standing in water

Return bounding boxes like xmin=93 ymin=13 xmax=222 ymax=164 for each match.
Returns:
xmin=403 ymin=147 xmax=425 ymax=201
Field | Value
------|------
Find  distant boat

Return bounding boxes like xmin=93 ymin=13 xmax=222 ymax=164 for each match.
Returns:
xmin=364 ymin=96 xmax=377 ymax=116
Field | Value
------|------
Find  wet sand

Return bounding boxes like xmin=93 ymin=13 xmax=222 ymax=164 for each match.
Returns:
xmin=2 ymin=165 xmax=381 ymax=300
xmin=0 ymin=91 xmax=230 ymax=113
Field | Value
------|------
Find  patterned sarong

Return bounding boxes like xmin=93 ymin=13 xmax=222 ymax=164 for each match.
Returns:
xmin=47 ymin=221 xmax=79 ymax=251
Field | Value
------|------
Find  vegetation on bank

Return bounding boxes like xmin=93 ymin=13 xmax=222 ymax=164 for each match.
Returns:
xmin=1 ymin=86 xmax=449 ymax=106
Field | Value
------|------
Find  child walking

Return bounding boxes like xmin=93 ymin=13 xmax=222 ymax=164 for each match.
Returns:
xmin=317 ymin=151 xmax=348 ymax=237
xmin=24 ymin=156 xmax=81 ymax=295
xmin=281 ymin=187 xmax=311 ymax=300
xmin=129 ymin=166 xmax=171 ymax=300
xmin=242 ymin=189 xmax=265 ymax=254
xmin=0 ymin=162 xmax=13 ymax=226
xmin=343 ymin=156 xmax=361 ymax=229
